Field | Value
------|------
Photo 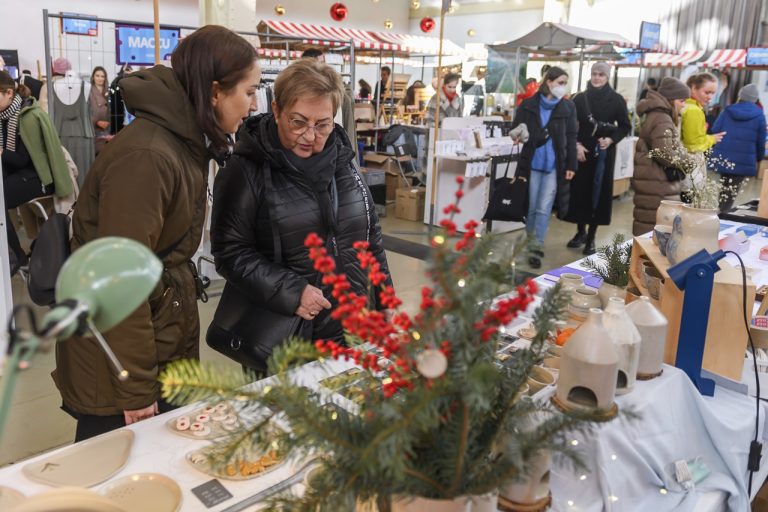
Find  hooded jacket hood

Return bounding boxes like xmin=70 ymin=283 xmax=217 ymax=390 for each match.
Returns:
xmin=725 ymin=101 xmax=764 ymax=122
xmin=120 ymin=65 xmax=207 ymax=159
xmin=234 ymin=113 xmax=355 ymax=171
xmin=636 ymin=89 xmax=673 ymax=117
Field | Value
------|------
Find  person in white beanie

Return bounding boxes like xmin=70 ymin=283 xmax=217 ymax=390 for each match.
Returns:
xmin=710 ymin=83 xmax=767 ymax=211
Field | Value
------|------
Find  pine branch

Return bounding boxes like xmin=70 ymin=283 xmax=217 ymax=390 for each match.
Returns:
xmin=448 ymin=401 xmax=470 ymax=494
xmin=160 ymin=359 xmax=253 ymax=405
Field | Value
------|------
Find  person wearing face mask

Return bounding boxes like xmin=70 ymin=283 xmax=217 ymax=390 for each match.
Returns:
xmin=632 ymin=77 xmax=691 ymax=235
xmin=510 ymin=66 xmax=577 ymax=269
xmin=54 ymin=26 xmax=260 ymax=442
xmin=426 ymin=72 xmax=463 ymax=127
xmin=564 ymin=62 xmax=631 ymax=255
xmin=210 ymin=59 xmax=393 ymax=372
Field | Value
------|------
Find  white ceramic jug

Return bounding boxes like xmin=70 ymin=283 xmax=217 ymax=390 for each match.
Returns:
xmin=603 ymin=297 xmax=642 ymax=394
xmin=666 ymin=205 xmax=719 ymax=265
xmin=626 ymin=296 xmax=669 ymax=379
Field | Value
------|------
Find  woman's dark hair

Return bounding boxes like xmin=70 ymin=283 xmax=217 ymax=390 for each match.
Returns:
xmin=686 ymin=72 xmax=717 ymax=90
xmin=403 ymin=80 xmax=425 ymax=106
xmin=90 ymin=66 xmax=108 ymax=88
xmin=538 ymin=66 xmax=568 ymax=96
xmin=0 ymin=70 xmax=30 ymax=98
xmin=442 ymin=73 xmax=461 ymax=86
xmin=172 ymin=25 xmax=258 ymax=150
xmin=358 ymin=79 xmax=372 ymax=92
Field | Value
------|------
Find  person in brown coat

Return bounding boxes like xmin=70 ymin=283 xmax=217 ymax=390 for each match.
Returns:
xmin=632 ymin=77 xmax=691 ymax=235
xmin=53 ymin=26 xmax=260 ymax=442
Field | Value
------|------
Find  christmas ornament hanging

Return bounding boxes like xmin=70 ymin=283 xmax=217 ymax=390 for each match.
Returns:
xmin=411 ymin=0 xmax=421 ymax=9
xmin=416 ymin=349 xmax=448 ymax=379
xmin=467 ymin=28 xmax=476 ymax=37
xmin=420 ymin=17 xmax=435 ymax=33
xmin=384 ymin=19 xmax=393 ymax=30
xmin=330 ymin=3 xmax=348 ymax=22
xmin=274 ymin=4 xmax=286 ymax=15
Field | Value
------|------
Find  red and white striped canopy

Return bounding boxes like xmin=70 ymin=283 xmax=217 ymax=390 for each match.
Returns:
xmin=642 ymin=50 xmax=706 ymax=67
xmin=370 ymin=32 xmax=464 ymax=56
xmin=701 ymin=49 xmax=747 ymax=69
xmin=263 ymin=19 xmax=399 ymax=51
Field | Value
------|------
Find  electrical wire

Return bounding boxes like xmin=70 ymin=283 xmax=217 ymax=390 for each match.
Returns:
xmin=725 ymin=250 xmax=761 ymax=496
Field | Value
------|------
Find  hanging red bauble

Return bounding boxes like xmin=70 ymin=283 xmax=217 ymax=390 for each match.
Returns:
xmin=330 ymin=3 xmax=348 ymax=22
xmin=420 ymin=17 xmax=435 ymax=33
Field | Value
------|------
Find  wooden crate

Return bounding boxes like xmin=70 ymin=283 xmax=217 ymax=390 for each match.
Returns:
xmin=629 ymin=236 xmax=754 ymax=380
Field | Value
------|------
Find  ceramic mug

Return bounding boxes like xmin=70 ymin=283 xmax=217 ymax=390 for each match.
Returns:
xmin=643 ymin=266 xmax=663 ymax=300
xmin=527 ymin=366 xmax=556 ymax=394
xmin=559 ymin=273 xmax=585 ymax=291
xmin=569 ymin=287 xmax=602 ymax=322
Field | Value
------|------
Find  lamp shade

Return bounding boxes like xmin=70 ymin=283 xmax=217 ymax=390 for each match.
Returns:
xmin=55 ymin=237 xmax=163 ymax=333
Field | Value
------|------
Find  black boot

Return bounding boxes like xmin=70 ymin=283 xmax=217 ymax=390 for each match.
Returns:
xmin=582 ymin=238 xmax=596 ymax=256
xmin=567 ymin=231 xmax=587 ymax=248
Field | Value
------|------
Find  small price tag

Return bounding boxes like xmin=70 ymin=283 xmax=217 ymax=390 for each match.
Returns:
xmin=191 ymin=479 xmax=233 ymax=508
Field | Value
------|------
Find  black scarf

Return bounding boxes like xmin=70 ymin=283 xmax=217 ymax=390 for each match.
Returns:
xmin=269 ymin=119 xmax=340 ymax=237
xmin=586 ymin=82 xmax=612 ymax=105
xmin=0 ymin=94 xmax=23 ymax=152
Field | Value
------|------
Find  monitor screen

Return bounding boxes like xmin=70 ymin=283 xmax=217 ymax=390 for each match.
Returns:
xmin=639 ymin=21 xmax=661 ymax=50
xmin=115 ymin=24 xmax=180 ymax=66
xmin=61 ymin=14 xmax=98 ymax=36
xmin=747 ymin=47 xmax=768 ymax=67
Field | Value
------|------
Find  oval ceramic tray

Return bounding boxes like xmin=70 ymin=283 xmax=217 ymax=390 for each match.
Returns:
xmin=0 ymin=486 xmax=24 ymax=509
xmin=100 ymin=473 xmax=182 ymax=512
xmin=7 ymin=487 xmax=124 ymax=512
xmin=166 ymin=402 xmax=242 ymax=440
xmin=22 ymin=430 xmax=134 ymax=488
xmin=186 ymin=448 xmax=285 ymax=481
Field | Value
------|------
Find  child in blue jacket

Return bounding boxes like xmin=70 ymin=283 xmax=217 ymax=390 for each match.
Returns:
xmin=710 ymin=84 xmax=766 ymax=211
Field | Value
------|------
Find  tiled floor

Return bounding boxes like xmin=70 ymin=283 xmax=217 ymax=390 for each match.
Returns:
xmin=1 ymin=180 xmax=760 ymax=467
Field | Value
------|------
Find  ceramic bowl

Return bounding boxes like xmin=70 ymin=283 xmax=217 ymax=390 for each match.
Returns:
xmin=654 ymin=226 xmax=672 ymax=256
xmin=547 ymin=344 xmax=564 ymax=358
xmin=750 ymin=316 xmax=768 ymax=350
xmin=641 ymin=261 xmax=655 ymax=291
xmin=527 ymin=366 xmax=556 ymax=394
xmin=559 ymin=272 xmax=585 ymax=291
xmin=543 ymin=356 xmax=561 ymax=370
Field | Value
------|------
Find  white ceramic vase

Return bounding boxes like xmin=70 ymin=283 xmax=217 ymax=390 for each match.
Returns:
xmin=597 ymin=282 xmax=625 ymax=309
xmin=626 ymin=296 xmax=669 ymax=379
xmin=666 ymin=205 xmax=719 ymax=265
xmin=555 ymin=309 xmax=619 ymax=413
xmin=559 ymin=273 xmax=584 ymax=292
xmin=602 ymin=297 xmax=642 ymax=395
xmin=392 ymin=494 xmax=498 ymax=512
xmin=569 ymin=288 xmax=601 ymax=322
xmin=656 ymin=200 xmax=684 ymax=228
xmin=498 ymin=451 xmax=551 ymax=511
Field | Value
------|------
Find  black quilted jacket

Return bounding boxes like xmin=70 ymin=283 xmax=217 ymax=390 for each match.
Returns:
xmin=210 ymin=114 xmax=391 ymax=341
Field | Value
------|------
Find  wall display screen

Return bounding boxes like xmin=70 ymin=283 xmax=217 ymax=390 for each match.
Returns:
xmin=61 ymin=14 xmax=98 ymax=36
xmin=115 ymin=24 xmax=180 ymax=66
xmin=0 ymin=49 xmax=19 ymax=79
xmin=747 ymin=48 xmax=768 ymax=67
xmin=639 ymin=21 xmax=661 ymax=50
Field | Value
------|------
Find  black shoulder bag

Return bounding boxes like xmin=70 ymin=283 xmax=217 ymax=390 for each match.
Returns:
xmin=206 ymin=164 xmax=314 ymax=372
xmin=483 ymin=150 xmax=528 ymax=223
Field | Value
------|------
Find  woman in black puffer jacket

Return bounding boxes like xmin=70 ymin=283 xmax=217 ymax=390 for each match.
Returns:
xmin=210 ymin=59 xmax=392 ymax=371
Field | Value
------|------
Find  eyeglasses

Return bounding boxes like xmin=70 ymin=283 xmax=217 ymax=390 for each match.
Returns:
xmin=288 ymin=118 xmax=334 ymax=137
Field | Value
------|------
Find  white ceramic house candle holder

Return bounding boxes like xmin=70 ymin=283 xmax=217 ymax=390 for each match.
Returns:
xmin=626 ymin=296 xmax=669 ymax=380
xmin=552 ymin=308 xmax=619 ymax=421
xmin=602 ymin=297 xmax=641 ymax=395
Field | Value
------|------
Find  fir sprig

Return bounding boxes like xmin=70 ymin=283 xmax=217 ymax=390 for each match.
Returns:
xmin=582 ymin=234 xmax=631 ymax=287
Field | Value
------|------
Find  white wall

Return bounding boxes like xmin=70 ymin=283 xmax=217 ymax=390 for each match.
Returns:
xmin=408 ymin=9 xmax=544 ymax=47
xmin=1 ymin=0 xmax=199 ymax=77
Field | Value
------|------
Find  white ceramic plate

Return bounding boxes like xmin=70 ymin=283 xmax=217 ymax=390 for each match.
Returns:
xmin=165 ymin=403 xmax=242 ymax=440
xmin=100 ymin=473 xmax=181 ymax=512
xmin=186 ymin=448 xmax=285 ymax=481
xmin=8 ymin=487 xmax=125 ymax=512
xmin=22 ymin=430 xmax=134 ymax=488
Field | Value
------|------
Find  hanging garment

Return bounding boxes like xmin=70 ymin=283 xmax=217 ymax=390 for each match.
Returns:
xmin=53 ymin=82 xmax=95 ymax=186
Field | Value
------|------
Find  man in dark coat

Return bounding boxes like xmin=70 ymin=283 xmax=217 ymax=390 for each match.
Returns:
xmin=564 ymin=62 xmax=631 ymax=255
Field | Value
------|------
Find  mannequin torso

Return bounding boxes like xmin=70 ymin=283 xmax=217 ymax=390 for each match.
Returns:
xmin=53 ymin=72 xmax=90 ymax=105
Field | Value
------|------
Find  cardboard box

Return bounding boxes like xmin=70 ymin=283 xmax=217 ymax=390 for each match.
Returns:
xmin=363 ymin=153 xmax=411 ymax=201
xmin=395 ymin=187 xmax=426 ymax=221
xmin=612 ymin=177 xmax=630 ymax=197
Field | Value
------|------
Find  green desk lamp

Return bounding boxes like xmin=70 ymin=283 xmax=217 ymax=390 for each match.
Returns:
xmin=0 ymin=237 xmax=163 ymax=438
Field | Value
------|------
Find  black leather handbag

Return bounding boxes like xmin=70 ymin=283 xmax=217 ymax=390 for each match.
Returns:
xmin=206 ymin=166 xmax=309 ymax=372
xmin=27 ymin=211 xmax=72 ymax=306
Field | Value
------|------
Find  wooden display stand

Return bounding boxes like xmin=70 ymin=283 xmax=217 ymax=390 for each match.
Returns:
xmin=629 ymin=236 xmax=754 ymax=380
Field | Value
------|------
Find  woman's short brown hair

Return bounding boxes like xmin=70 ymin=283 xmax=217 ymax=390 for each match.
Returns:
xmin=172 ymin=25 xmax=258 ymax=150
xmin=539 ymin=66 xmax=569 ymax=96
xmin=0 ymin=70 xmax=29 ymax=98
xmin=273 ymin=59 xmax=345 ymax=115
xmin=686 ymin=72 xmax=717 ymax=90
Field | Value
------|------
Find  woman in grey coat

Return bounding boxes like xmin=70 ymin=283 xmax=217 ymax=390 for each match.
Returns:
xmin=427 ymin=72 xmax=463 ymax=126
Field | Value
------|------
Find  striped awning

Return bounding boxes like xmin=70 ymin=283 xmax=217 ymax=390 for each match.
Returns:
xmin=701 ymin=49 xmax=747 ymax=68
xmin=371 ymin=32 xmax=464 ymax=56
xmin=641 ymin=50 xmax=706 ymax=67
xmin=262 ymin=19 xmax=398 ymax=51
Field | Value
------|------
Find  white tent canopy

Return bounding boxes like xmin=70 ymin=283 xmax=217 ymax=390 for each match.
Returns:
xmin=489 ymin=22 xmax=635 ymax=55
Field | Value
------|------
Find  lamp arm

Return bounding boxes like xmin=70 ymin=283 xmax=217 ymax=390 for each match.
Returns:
xmin=0 ymin=334 xmax=42 ymax=440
